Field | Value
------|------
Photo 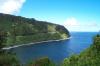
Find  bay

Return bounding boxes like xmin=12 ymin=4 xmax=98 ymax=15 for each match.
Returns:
xmin=9 ymin=32 xmax=98 ymax=64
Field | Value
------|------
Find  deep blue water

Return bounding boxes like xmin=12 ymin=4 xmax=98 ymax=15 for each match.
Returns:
xmin=10 ymin=32 xmax=98 ymax=64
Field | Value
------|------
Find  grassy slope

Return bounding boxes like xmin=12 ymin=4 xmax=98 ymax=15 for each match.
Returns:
xmin=62 ymin=35 xmax=100 ymax=66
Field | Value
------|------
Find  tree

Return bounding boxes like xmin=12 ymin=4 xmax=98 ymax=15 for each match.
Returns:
xmin=0 ymin=30 xmax=7 ymax=49
xmin=0 ymin=30 xmax=20 ymax=66
xmin=28 ymin=57 xmax=55 ymax=66
xmin=0 ymin=53 xmax=20 ymax=66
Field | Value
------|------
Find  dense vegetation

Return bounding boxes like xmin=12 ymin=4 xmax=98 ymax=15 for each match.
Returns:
xmin=0 ymin=30 xmax=20 ymax=66
xmin=27 ymin=57 xmax=55 ymax=66
xmin=62 ymin=34 xmax=100 ymax=66
xmin=0 ymin=13 xmax=70 ymax=47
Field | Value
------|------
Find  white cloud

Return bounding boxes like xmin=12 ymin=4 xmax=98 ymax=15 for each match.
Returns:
xmin=0 ymin=0 xmax=26 ymax=14
xmin=64 ymin=17 xmax=79 ymax=27
xmin=64 ymin=17 xmax=99 ymax=32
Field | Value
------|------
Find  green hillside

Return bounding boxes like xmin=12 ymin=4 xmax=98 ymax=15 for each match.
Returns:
xmin=0 ymin=13 xmax=70 ymax=47
xmin=62 ymin=34 xmax=100 ymax=66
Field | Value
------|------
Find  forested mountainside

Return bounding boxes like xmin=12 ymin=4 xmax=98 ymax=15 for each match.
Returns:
xmin=0 ymin=13 xmax=70 ymax=47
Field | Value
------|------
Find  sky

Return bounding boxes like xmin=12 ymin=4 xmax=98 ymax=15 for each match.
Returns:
xmin=0 ymin=0 xmax=100 ymax=32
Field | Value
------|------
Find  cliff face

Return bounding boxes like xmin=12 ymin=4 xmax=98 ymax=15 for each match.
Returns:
xmin=0 ymin=13 xmax=70 ymax=46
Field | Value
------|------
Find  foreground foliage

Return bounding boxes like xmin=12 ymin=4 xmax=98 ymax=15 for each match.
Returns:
xmin=27 ymin=57 xmax=55 ymax=66
xmin=62 ymin=34 xmax=100 ymax=66
xmin=0 ymin=52 xmax=20 ymax=66
xmin=0 ymin=30 xmax=20 ymax=66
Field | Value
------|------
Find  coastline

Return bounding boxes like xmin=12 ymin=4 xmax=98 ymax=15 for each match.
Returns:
xmin=2 ymin=37 xmax=71 ymax=50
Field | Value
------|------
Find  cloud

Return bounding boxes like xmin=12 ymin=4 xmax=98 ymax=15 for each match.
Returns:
xmin=0 ymin=0 xmax=26 ymax=14
xmin=64 ymin=17 xmax=80 ymax=27
xmin=64 ymin=17 xmax=99 ymax=32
